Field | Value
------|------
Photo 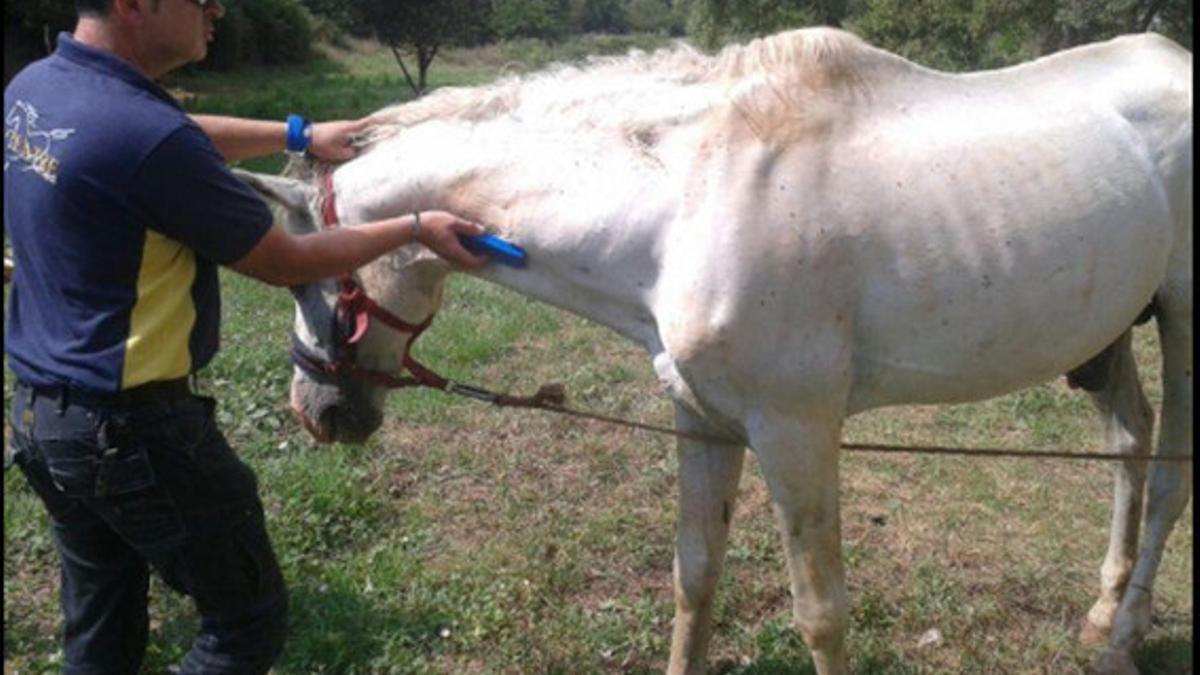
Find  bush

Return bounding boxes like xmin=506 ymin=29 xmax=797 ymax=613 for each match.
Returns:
xmin=627 ymin=0 xmax=686 ymax=35
xmin=239 ymin=0 xmax=314 ymax=65
xmin=203 ymin=1 xmax=252 ymax=71
xmin=3 ymin=0 xmax=314 ymax=80
xmin=490 ymin=0 xmax=571 ymax=41
xmin=686 ymin=0 xmax=816 ymax=49
xmin=567 ymin=0 xmax=630 ymax=33
xmin=308 ymin=12 xmax=351 ymax=49
xmin=199 ymin=0 xmax=314 ymax=70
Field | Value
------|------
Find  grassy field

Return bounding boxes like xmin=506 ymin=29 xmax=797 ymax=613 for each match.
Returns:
xmin=4 ymin=37 xmax=1193 ymax=674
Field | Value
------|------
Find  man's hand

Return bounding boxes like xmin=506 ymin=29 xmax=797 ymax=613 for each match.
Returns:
xmin=309 ymin=118 xmax=372 ymax=162
xmin=192 ymin=115 xmax=374 ymax=164
xmin=415 ymin=212 xmax=491 ymax=270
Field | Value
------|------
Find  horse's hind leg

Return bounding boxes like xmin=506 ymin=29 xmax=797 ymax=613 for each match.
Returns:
xmin=1096 ymin=283 xmax=1193 ymax=675
xmin=667 ymin=404 xmax=746 ymax=675
xmin=748 ymin=408 xmax=848 ymax=675
xmin=1076 ymin=330 xmax=1154 ymax=647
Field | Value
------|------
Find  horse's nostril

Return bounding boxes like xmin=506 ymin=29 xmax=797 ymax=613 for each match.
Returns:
xmin=323 ymin=404 xmax=381 ymax=444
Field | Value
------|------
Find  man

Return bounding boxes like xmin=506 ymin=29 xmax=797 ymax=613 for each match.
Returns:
xmin=3 ymin=0 xmax=487 ymax=672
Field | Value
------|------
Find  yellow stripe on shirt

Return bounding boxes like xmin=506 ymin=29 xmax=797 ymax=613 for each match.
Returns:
xmin=122 ymin=230 xmax=197 ymax=388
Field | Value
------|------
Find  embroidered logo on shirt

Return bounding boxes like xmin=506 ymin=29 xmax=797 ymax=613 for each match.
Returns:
xmin=5 ymin=100 xmax=75 ymax=184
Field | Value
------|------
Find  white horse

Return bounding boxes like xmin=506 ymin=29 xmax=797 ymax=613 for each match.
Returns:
xmin=240 ymin=28 xmax=1192 ymax=674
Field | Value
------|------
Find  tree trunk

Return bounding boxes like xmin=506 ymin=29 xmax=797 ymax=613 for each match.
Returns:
xmin=417 ymin=43 xmax=439 ymax=96
xmin=390 ymin=44 xmax=422 ymax=97
xmin=1138 ymin=0 xmax=1168 ymax=31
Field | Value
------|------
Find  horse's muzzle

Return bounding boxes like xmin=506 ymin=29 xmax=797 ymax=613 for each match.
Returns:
xmin=290 ymin=401 xmax=382 ymax=445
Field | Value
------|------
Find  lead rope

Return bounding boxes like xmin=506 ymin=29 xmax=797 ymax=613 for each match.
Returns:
xmin=434 ymin=379 xmax=1192 ymax=463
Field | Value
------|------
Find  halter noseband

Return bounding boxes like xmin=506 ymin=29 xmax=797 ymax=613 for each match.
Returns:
xmin=288 ymin=171 xmax=451 ymax=391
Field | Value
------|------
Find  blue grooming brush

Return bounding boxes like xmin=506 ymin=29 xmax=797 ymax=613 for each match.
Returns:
xmin=459 ymin=233 xmax=527 ymax=268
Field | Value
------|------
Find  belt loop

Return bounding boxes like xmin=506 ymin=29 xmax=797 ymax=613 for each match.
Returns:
xmin=97 ymin=417 xmax=110 ymax=451
xmin=55 ymin=387 xmax=68 ymax=416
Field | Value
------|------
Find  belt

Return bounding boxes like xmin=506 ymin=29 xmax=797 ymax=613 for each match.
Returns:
xmin=22 ymin=377 xmax=194 ymax=408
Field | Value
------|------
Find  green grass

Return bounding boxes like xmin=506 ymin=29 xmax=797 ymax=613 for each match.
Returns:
xmin=5 ymin=36 xmax=1193 ymax=674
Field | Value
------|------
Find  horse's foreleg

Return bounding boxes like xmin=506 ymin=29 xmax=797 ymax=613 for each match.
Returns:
xmin=749 ymin=409 xmax=848 ymax=675
xmin=1079 ymin=331 xmax=1154 ymax=647
xmin=1097 ymin=287 xmax=1193 ymax=675
xmin=667 ymin=404 xmax=746 ymax=675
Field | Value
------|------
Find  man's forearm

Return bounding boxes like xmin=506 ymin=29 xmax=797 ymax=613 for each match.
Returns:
xmin=190 ymin=114 xmax=287 ymax=163
xmin=231 ymin=216 xmax=420 ymax=287
xmin=286 ymin=217 xmax=419 ymax=284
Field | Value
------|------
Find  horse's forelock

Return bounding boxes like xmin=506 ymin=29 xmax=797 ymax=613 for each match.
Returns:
xmin=276 ymin=155 xmax=328 ymax=231
xmin=281 ymin=154 xmax=320 ymax=181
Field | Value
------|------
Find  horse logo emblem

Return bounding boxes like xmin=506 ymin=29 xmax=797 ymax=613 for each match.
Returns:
xmin=5 ymin=100 xmax=75 ymax=184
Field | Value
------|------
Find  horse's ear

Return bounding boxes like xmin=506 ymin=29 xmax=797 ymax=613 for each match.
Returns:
xmin=234 ymin=169 xmax=318 ymax=234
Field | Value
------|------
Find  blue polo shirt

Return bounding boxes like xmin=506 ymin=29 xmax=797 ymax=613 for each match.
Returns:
xmin=4 ymin=33 xmax=274 ymax=392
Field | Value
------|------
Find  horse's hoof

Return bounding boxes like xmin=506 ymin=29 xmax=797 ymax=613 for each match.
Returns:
xmin=1079 ymin=617 xmax=1112 ymax=647
xmin=1090 ymin=648 xmax=1140 ymax=675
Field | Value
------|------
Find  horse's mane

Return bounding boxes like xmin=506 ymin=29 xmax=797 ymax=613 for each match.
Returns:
xmin=282 ymin=28 xmax=893 ymax=180
xmin=361 ymin=28 xmax=885 ymax=142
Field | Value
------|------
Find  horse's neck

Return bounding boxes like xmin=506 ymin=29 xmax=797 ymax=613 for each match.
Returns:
xmin=430 ymin=120 xmax=688 ymax=350
xmin=469 ymin=213 xmax=666 ymax=350
xmin=350 ymin=109 xmax=708 ymax=351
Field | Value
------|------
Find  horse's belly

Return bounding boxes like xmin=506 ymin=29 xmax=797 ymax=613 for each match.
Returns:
xmin=846 ymin=242 xmax=1167 ymax=410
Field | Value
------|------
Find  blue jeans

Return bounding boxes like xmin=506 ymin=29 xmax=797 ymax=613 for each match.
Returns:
xmin=9 ymin=381 xmax=288 ymax=675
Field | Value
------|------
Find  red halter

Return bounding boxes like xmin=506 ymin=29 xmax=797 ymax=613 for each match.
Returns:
xmin=288 ymin=171 xmax=450 ymax=390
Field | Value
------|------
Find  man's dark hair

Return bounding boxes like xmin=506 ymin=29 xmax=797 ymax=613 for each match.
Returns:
xmin=75 ymin=0 xmax=113 ymax=16
xmin=74 ymin=0 xmax=161 ymax=16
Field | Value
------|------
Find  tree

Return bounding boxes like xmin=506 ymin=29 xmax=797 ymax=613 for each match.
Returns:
xmin=850 ymin=0 xmax=994 ymax=70
xmin=851 ymin=0 xmax=1191 ymax=69
xmin=1043 ymin=0 xmax=1191 ymax=52
xmin=5 ymin=0 xmax=320 ymax=80
xmin=490 ymin=0 xmax=572 ymax=41
xmin=685 ymin=0 xmax=842 ymax=49
xmin=237 ymin=0 xmax=315 ymax=65
xmin=4 ymin=0 xmax=75 ymax=82
xmin=684 ymin=0 xmax=1191 ymax=68
xmin=343 ymin=0 xmax=490 ymax=96
xmin=299 ymin=0 xmax=357 ymax=30
xmin=569 ymin=0 xmax=631 ymax=33
xmin=628 ymin=0 xmax=688 ymax=35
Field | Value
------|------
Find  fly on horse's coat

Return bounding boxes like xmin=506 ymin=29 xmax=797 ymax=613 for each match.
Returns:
xmin=239 ymin=27 xmax=1191 ymax=675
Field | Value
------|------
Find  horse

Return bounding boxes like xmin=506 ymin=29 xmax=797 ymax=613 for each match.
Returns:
xmin=238 ymin=27 xmax=1192 ymax=675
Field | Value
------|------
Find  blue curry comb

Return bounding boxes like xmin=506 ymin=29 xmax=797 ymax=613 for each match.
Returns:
xmin=459 ymin=233 xmax=527 ymax=268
